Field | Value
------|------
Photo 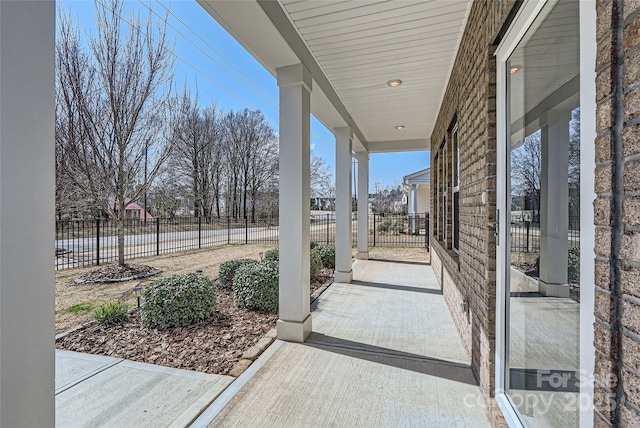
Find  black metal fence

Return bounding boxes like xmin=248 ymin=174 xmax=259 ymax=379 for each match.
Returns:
xmin=55 ymin=212 xmax=429 ymax=270
xmin=509 ymin=215 xmax=580 ymax=253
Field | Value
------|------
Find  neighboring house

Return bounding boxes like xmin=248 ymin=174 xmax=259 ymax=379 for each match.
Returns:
xmin=310 ymin=197 xmax=334 ymax=211
xmin=403 ymin=168 xmax=430 ymax=215
xmin=106 ymin=198 xmax=154 ymax=220
xmin=122 ymin=201 xmax=154 ymax=220
xmin=403 ymin=168 xmax=430 ymax=234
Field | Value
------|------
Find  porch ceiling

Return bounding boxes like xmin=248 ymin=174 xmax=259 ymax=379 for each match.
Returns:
xmin=198 ymin=0 xmax=472 ymax=153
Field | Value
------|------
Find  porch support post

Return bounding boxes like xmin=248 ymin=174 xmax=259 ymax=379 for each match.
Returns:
xmin=538 ymin=109 xmax=571 ymax=297
xmin=276 ymin=64 xmax=312 ymax=342
xmin=0 ymin=2 xmax=55 ymax=425
xmin=411 ymin=184 xmax=418 ymax=234
xmin=356 ymin=152 xmax=369 ymax=260
xmin=334 ymin=127 xmax=353 ymax=282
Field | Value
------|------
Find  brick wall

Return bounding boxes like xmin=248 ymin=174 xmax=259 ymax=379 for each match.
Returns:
xmin=429 ymin=1 xmax=515 ymax=426
xmin=593 ymin=0 xmax=640 ymax=425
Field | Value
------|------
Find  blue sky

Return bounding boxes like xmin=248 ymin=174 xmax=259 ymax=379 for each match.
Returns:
xmin=59 ymin=0 xmax=430 ymax=192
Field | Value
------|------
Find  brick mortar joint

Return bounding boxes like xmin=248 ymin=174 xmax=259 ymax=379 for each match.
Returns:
xmin=609 ymin=3 xmax=630 ymax=422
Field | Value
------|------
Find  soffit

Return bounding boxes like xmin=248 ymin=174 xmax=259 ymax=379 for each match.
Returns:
xmin=198 ymin=0 xmax=473 ymax=152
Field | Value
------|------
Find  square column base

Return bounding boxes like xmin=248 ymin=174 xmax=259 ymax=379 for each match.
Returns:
xmin=538 ymin=280 xmax=570 ymax=298
xmin=277 ymin=314 xmax=312 ymax=342
xmin=334 ymin=270 xmax=353 ymax=283
xmin=356 ymin=251 xmax=369 ymax=260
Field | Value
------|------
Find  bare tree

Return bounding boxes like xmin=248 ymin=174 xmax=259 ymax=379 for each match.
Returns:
xmin=510 ymin=131 xmax=542 ymax=220
xmin=56 ymin=0 xmax=175 ymax=265
xmin=224 ymin=109 xmax=277 ymax=220
xmin=169 ymin=91 xmax=224 ymax=222
xmin=310 ymin=155 xmax=333 ymax=199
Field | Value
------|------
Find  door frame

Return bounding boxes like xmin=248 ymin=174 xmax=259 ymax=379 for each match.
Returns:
xmin=494 ymin=1 xmax=597 ymax=426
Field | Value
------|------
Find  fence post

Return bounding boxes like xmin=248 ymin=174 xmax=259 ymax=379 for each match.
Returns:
xmin=156 ymin=217 xmax=160 ymax=256
xmin=525 ymin=221 xmax=530 ymax=252
xmin=198 ymin=216 xmax=202 ymax=249
xmin=245 ymin=216 xmax=248 ymax=245
xmin=227 ymin=216 xmax=231 ymax=244
xmin=96 ymin=218 xmax=101 ymax=266
xmin=373 ymin=213 xmax=376 ymax=247
xmin=326 ymin=214 xmax=330 ymax=245
xmin=425 ymin=213 xmax=429 ymax=250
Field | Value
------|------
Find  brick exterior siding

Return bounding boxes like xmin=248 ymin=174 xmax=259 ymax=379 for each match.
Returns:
xmin=432 ymin=0 xmax=640 ymax=426
xmin=429 ymin=1 xmax=515 ymax=426
xmin=593 ymin=0 xmax=640 ymax=426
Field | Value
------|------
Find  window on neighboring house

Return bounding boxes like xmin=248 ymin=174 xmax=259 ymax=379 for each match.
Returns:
xmin=452 ymin=126 xmax=460 ymax=252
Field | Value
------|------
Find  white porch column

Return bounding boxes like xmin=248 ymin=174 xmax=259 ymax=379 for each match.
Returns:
xmin=410 ymin=184 xmax=418 ymax=234
xmin=276 ymin=64 xmax=312 ymax=342
xmin=356 ymin=152 xmax=369 ymax=260
xmin=0 ymin=2 xmax=55 ymax=425
xmin=538 ymin=110 xmax=571 ymax=297
xmin=334 ymin=127 xmax=353 ymax=282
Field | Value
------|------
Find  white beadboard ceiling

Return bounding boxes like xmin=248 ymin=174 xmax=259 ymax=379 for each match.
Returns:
xmin=198 ymin=0 xmax=473 ymax=153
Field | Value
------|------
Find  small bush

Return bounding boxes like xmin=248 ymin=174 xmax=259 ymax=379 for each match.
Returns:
xmin=141 ymin=273 xmax=216 ymax=330
xmin=533 ymin=247 xmax=581 ymax=283
xmin=310 ymin=249 xmax=323 ymax=278
xmin=568 ymin=247 xmax=580 ymax=283
xmin=94 ymin=302 xmax=129 ymax=326
xmin=233 ymin=261 xmax=279 ymax=313
xmin=314 ymin=245 xmax=335 ymax=269
xmin=264 ymin=248 xmax=279 ymax=261
xmin=219 ymin=259 xmax=259 ymax=289
xmin=310 ymin=241 xmax=318 ymax=250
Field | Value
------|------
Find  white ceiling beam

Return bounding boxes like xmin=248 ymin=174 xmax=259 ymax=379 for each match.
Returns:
xmin=368 ymin=139 xmax=431 ymax=153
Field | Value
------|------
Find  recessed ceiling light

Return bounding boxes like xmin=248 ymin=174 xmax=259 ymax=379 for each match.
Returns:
xmin=387 ymin=79 xmax=402 ymax=87
xmin=395 ymin=125 xmax=405 ymax=130
xmin=509 ymin=65 xmax=522 ymax=74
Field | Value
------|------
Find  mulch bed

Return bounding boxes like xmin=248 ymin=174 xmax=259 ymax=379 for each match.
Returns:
xmin=56 ymin=268 xmax=333 ymax=376
xmin=74 ymin=264 xmax=161 ymax=284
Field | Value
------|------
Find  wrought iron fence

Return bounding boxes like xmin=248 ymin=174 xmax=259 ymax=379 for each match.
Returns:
xmin=55 ymin=212 xmax=429 ymax=270
xmin=509 ymin=214 xmax=580 ymax=253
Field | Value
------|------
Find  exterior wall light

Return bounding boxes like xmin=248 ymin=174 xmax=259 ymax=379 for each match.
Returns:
xmin=395 ymin=125 xmax=405 ymax=130
xmin=509 ymin=65 xmax=522 ymax=74
xmin=387 ymin=79 xmax=402 ymax=87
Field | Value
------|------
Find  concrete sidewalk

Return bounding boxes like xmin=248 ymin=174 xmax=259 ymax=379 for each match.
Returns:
xmin=194 ymin=259 xmax=491 ymax=427
xmin=55 ymin=350 xmax=233 ymax=427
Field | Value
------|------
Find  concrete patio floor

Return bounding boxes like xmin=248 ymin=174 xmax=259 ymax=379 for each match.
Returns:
xmin=55 ymin=257 xmax=491 ymax=427
xmin=194 ymin=258 xmax=491 ymax=427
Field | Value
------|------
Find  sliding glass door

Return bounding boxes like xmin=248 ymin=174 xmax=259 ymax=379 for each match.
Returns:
xmin=498 ymin=1 xmax=582 ymax=426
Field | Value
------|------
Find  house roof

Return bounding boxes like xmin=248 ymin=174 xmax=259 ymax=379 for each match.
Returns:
xmin=198 ymin=0 xmax=473 ymax=154
xmin=403 ymin=168 xmax=430 ymax=184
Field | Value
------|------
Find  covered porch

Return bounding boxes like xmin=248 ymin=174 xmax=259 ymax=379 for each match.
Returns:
xmin=53 ymin=254 xmax=492 ymax=427
xmin=0 ymin=0 xmax=471 ymax=424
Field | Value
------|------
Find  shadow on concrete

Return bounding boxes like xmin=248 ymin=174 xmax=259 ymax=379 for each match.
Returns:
xmin=351 ymin=280 xmax=443 ymax=295
xmin=304 ymin=333 xmax=477 ymax=386
xmin=368 ymin=258 xmax=430 ymax=266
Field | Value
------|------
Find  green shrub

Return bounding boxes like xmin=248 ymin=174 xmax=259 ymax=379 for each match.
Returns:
xmin=94 ymin=302 xmax=129 ymax=326
xmin=533 ymin=247 xmax=580 ymax=283
xmin=310 ymin=249 xmax=323 ymax=278
xmin=568 ymin=247 xmax=580 ymax=283
xmin=219 ymin=259 xmax=259 ymax=289
xmin=310 ymin=241 xmax=318 ymax=250
xmin=314 ymin=245 xmax=335 ymax=269
xmin=264 ymin=248 xmax=279 ymax=261
xmin=233 ymin=260 xmax=279 ymax=313
xmin=141 ymin=273 xmax=216 ymax=330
